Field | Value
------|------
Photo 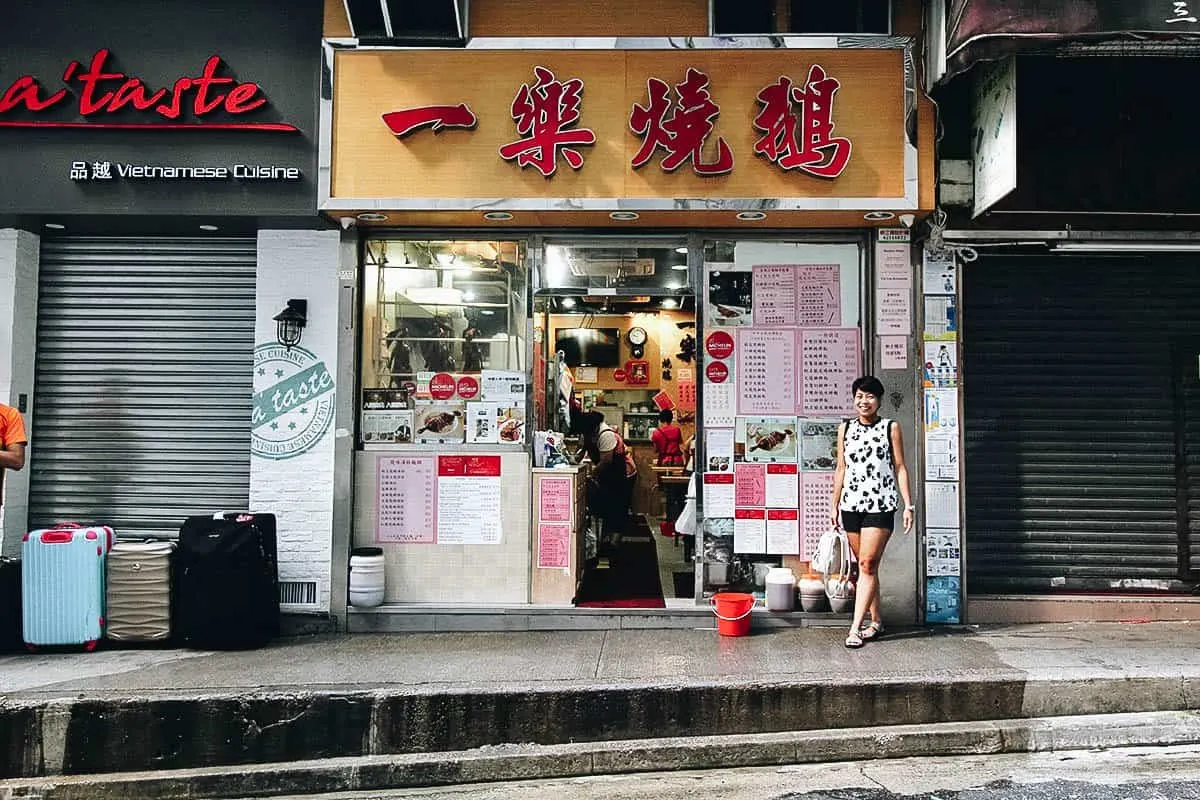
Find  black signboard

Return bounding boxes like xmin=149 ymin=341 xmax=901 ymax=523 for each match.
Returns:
xmin=946 ymin=0 xmax=1200 ymax=80
xmin=0 ymin=0 xmax=322 ymax=219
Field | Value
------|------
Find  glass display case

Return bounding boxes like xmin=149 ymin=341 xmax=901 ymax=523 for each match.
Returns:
xmin=359 ymin=239 xmax=529 ymax=447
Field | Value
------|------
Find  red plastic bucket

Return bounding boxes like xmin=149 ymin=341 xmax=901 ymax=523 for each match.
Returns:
xmin=710 ymin=592 xmax=755 ymax=637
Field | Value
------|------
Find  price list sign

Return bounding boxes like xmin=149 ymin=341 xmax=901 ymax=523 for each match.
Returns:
xmin=795 ymin=264 xmax=842 ymax=327
xmin=800 ymin=472 xmax=836 ymax=559
xmin=752 ymin=265 xmax=798 ymax=326
xmin=737 ymin=328 xmax=796 ymax=415
xmin=799 ymin=328 xmax=860 ymax=417
xmin=376 ymin=456 xmax=437 ymax=543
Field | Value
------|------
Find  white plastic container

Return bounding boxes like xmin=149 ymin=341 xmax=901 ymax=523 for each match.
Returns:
xmin=349 ymin=547 xmax=386 ymax=608
xmin=765 ymin=567 xmax=796 ymax=612
xmin=798 ymin=573 xmax=830 ymax=613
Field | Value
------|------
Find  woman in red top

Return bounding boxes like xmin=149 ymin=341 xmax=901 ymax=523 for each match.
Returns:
xmin=650 ymin=409 xmax=685 ymax=467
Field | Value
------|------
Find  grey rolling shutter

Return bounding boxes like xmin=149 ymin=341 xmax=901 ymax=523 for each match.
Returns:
xmin=30 ymin=236 xmax=255 ymax=538
xmin=963 ymin=253 xmax=1184 ymax=593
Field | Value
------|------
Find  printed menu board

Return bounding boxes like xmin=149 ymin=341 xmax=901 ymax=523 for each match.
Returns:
xmin=795 ymin=264 xmax=842 ymax=327
xmin=799 ymin=328 xmax=860 ymax=417
xmin=436 ymin=455 xmax=502 ymax=544
xmin=376 ymin=456 xmax=437 ymax=544
xmin=752 ymin=265 xmax=798 ymax=326
xmin=737 ymin=328 xmax=797 ymax=415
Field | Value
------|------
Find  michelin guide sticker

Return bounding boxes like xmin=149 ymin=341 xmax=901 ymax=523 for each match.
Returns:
xmin=252 ymin=343 xmax=335 ymax=460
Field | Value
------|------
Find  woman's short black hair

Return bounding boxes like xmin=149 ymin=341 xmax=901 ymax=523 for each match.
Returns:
xmin=659 ymin=409 xmax=674 ymax=424
xmin=851 ymin=375 xmax=886 ymax=399
xmin=578 ymin=410 xmax=605 ymax=437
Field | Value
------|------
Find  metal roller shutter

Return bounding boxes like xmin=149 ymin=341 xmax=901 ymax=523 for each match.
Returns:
xmin=29 ymin=236 xmax=255 ymax=538
xmin=963 ymin=252 xmax=1195 ymax=594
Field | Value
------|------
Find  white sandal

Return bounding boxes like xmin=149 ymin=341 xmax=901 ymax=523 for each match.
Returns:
xmin=861 ymin=621 xmax=884 ymax=640
xmin=845 ymin=630 xmax=864 ymax=648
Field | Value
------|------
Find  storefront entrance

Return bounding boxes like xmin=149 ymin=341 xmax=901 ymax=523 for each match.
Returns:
xmin=536 ymin=242 xmax=698 ymax=607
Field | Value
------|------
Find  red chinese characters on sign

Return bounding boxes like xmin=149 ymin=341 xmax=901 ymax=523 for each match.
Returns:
xmin=629 ymin=68 xmax=733 ymax=176
xmin=752 ymin=65 xmax=851 ymax=179
xmin=382 ymin=104 xmax=477 ymax=138
xmin=498 ymin=66 xmax=596 ymax=177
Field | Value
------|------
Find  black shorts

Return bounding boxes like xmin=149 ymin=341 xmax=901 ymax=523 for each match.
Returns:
xmin=841 ymin=509 xmax=896 ymax=533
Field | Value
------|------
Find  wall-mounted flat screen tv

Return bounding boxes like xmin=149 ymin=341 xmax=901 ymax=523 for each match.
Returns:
xmin=555 ymin=327 xmax=620 ymax=367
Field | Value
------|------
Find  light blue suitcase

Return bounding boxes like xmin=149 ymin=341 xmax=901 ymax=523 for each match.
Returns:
xmin=22 ymin=524 xmax=113 ymax=651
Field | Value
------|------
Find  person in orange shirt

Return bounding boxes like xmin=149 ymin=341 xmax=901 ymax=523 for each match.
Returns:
xmin=0 ymin=403 xmax=28 ymax=509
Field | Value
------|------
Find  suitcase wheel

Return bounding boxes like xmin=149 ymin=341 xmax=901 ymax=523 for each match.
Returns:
xmin=25 ymin=643 xmax=36 ymax=653
xmin=84 ymin=640 xmax=98 ymax=652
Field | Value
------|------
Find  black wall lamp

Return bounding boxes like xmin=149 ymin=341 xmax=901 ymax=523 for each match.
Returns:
xmin=273 ymin=299 xmax=308 ymax=349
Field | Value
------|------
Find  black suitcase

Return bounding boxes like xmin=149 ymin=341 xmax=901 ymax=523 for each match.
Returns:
xmin=0 ymin=557 xmax=20 ymax=653
xmin=176 ymin=512 xmax=279 ymax=649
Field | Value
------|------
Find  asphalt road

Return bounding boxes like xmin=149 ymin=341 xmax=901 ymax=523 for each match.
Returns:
xmin=237 ymin=744 xmax=1200 ymax=799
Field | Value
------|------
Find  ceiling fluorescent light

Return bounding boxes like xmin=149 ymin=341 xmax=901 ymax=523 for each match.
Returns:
xmin=1055 ymin=242 xmax=1200 ymax=253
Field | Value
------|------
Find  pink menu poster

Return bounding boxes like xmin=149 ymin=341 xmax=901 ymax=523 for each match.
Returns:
xmin=766 ymin=508 xmax=800 ymax=554
xmin=734 ymin=462 xmax=766 ymax=507
xmin=752 ymin=265 xmax=798 ymax=326
xmin=537 ymin=523 xmax=571 ymax=569
xmin=539 ymin=477 xmax=573 ymax=522
xmin=799 ymin=328 xmax=860 ymax=417
xmin=795 ymin=264 xmax=842 ymax=327
xmin=376 ymin=455 xmax=437 ymax=543
xmin=801 ymin=472 xmax=836 ymax=559
xmin=737 ymin=328 xmax=797 ymax=415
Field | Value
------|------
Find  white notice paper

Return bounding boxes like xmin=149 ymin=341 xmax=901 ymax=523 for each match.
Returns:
xmin=703 ymin=472 xmax=735 ymax=518
xmin=924 ymin=482 xmax=960 ymax=529
xmin=765 ymin=463 xmax=799 ymax=508
xmin=766 ymin=509 xmax=800 ymax=554
xmin=734 ymin=508 xmax=767 ymax=553
xmin=705 ymin=427 xmax=735 ymax=473
xmin=436 ymin=455 xmax=503 ymax=544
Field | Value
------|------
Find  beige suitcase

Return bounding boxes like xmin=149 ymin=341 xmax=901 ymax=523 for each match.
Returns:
xmin=106 ymin=541 xmax=174 ymax=642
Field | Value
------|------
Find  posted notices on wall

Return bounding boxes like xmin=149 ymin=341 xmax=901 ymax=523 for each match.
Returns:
xmin=376 ymin=456 xmax=437 ymax=543
xmin=376 ymin=454 xmax=504 ymax=545
xmin=436 ymin=455 xmax=503 ymax=544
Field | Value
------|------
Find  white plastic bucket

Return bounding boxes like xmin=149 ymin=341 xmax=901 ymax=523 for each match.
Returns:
xmin=764 ymin=567 xmax=795 ymax=612
xmin=349 ymin=547 xmax=386 ymax=608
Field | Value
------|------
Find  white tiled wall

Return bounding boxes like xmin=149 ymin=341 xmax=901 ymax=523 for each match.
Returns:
xmin=353 ymin=450 xmax=532 ymax=604
xmin=0 ymin=229 xmax=38 ymax=557
xmin=251 ymin=229 xmax=341 ymax=612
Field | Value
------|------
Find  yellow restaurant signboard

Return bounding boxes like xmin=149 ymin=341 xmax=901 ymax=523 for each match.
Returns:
xmin=325 ymin=46 xmax=927 ymax=223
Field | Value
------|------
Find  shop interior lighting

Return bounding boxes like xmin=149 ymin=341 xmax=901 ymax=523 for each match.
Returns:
xmin=736 ymin=211 xmax=767 ymax=221
xmin=661 ymin=298 xmax=679 ymax=308
xmin=561 ymin=297 xmax=577 ymax=309
xmin=1054 ymin=242 xmax=1200 ymax=253
xmin=671 ymin=262 xmax=689 ymax=270
xmin=272 ymin=299 xmax=308 ymax=350
xmin=674 ymin=246 xmax=688 ymax=254
xmin=43 ymin=223 xmax=65 ymax=230
xmin=863 ymin=211 xmax=896 ymax=221
xmin=356 ymin=212 xmax=389 ymax=222
xmin=610 ymin=211 xmax=640 ymax=221
xmin=483 ymin=211 xmax=513 ymax=221
xmin=199 ymin=224 xmax=219 ymax=231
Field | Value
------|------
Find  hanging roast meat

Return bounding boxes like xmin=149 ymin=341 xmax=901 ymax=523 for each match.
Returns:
xmin=418 ymin=411 xmax=460 ymax=434
xmin=749 ymin=429 xmax=794 ymax=452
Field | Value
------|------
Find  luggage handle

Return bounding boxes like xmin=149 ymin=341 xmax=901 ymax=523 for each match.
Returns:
xmin=213 ymin=511 xmax=256 ymax=522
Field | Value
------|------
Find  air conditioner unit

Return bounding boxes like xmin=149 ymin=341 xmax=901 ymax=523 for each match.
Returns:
xmin=566 ymin=249 xmax=656 ymax=278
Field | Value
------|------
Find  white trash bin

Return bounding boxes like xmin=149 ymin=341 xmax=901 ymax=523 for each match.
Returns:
xmin=349 ymin=547 xmax=386 ymax=608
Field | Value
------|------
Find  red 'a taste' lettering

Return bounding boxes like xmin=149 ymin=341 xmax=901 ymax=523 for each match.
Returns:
xmin=59 ymin=49 xmax=267 ymax=119
xmin=0 ymin=76 xmax=68 ymax=114
xmin=0 ymin=49 xmax=270 ymax=121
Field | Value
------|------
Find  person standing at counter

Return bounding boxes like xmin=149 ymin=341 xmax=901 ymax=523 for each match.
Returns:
xmin=650 ymin=409 xmax=685 ymax=467
xmin=829 ymin=376 xmax=914 ymax=649
xmin=577 ymin=411 xmax=637 ymax=543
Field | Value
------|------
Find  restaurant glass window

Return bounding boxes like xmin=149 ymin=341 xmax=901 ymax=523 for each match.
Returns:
xmin=360 ymin=238 xmax=528 ymax=446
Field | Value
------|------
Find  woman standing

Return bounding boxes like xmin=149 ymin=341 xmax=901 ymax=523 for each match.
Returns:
xmin=650 ymin=409 xmax=685 ymax=467
xmin=829 ymin=375 xmax=914 ymax=648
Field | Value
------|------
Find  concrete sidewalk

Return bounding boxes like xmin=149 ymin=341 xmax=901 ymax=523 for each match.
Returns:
xmin=2 ymin=621 xmax=1200 ymax=797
